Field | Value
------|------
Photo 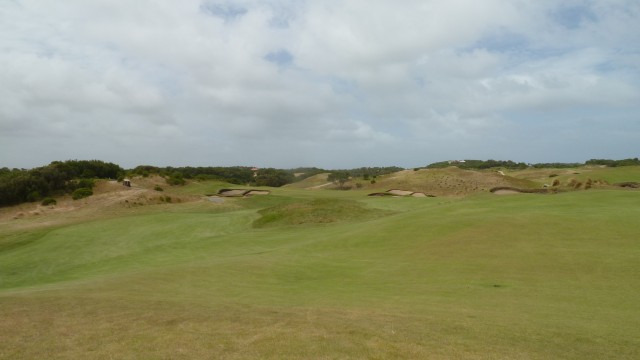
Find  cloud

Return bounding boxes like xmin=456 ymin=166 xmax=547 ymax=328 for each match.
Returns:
xmin=1 ymin=0 xmax=639 ymax=169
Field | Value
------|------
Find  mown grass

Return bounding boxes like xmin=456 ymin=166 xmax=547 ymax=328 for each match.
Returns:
xmin=1 ymin=186 xmax=639 ymax=359
xmin=253 ymin=198 xmax=391 ymax=228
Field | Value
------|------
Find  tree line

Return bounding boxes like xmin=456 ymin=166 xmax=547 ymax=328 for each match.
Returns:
xmin=426 ymin=158 xmax=640 ymax=170
xmin=0 ymin=160 xmax=123 ymax=206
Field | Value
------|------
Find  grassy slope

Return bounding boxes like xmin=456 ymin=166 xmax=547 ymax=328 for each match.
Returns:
xmin=1 ymin=182 xmax=639 ymax=359
xmin=361 ymin=167 xmax=539 ymax=196
xmin=284 ymin=173 xmax=331 ymax=189
xmin=509 ymin=165 xmax=640 ymax=186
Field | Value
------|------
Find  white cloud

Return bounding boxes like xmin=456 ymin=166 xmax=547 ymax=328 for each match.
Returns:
xmin=1 ymin=0 xmax=639 ymax=168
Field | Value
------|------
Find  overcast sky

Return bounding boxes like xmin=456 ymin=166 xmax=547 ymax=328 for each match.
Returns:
xmin=1 ymin=0 xmax=639 ymax=169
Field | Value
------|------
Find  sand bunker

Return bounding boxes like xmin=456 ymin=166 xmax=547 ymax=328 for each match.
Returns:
xmin=387 ymin=189 xmax=414 ymax=196
xmin=368 ymin=190 xmax=435 ymax=197
xmin=217 ymin=189 xmax=271 ymax=197
xmin=493 ymin=189 xmax=521 ymax=195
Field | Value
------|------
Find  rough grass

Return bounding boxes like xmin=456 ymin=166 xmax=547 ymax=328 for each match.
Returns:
xmin=1 ymin=182 xmax=639 ymax=359
xmin=364 ymin=167 xmax=539 ymax=196
xmin=510 ymin=165 xmax=640 ymax=186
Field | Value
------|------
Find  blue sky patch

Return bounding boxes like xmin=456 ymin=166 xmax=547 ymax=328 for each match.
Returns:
xmin=200 ymin=2 xmax=248 ymax=21
xmin=551 ymin=5 xmax=597 ymax=29
xmin=264 ymin=49 xmax=294 ymax=67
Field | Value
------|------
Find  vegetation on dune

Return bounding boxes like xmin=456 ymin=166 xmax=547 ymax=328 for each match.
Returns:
xmin=586 ymin=158 xmax=640 ymax=167
xmin=427 ymin=159 xmax=529 ymax=170
xmin=426 ymin=158 xmax=640 ymax=170
xmin=0 ymin=160 xmax=121 ymax=206
xmin=71 ymin=187 xmax=94 ymax=200
xmin=290 ymin=166 xmax=403 ymax=182
xmin=3 ymin=158 xmax=637 ymax=207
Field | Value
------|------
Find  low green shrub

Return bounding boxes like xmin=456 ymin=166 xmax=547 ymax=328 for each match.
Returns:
xmin=41 ymin=197 xmax=57 ymax=206
xmin=72 ymin=188 xmax=93 ymax=200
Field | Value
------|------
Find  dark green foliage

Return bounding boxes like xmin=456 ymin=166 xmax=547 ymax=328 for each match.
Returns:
xmin=72 ymin=188 xmax=93 ymax=200
xmin=67 ymin=178 xmax=95 ymax=192
xmin=532 ymin=162 xmax=582 ymax=168
xmin=586 ymin=158 xmax=640 ymax=167
xmin=253 ymin=168 xmax=294 ymax=187
xmin=166 ymin=173 xmax=186 ymax=186
xmin=27 ymin=191 xmax=41 ymax=202
xmin=0 ymin=160 xmax=121 ymax=207
xmin=427 ymin=159 xmax=528 ymax=170
xmin=41 ymin=197 xmax=57 ymax=206
xmin=132 ymin=166 xmax=254 ymax=185
xmin=154 ymin=185 xmax=164 ymax=191
xmin=328 ymin=172 xmax=350 ymax=189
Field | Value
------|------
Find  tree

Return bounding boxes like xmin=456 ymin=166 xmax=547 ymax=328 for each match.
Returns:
xmin=328 ymin=172 xmax=350 ymax=190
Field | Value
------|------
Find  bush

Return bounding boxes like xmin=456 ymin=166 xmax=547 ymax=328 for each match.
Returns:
xmin=154 ymin=185 xmax=164 ymax=191
xmin=41 ymin=197 xmax=57 ymax=206
xmin=27 ymin=191 xmax=41 ymax=202
xmin=166 ymin=173 xmax=186 ymax=186
xmin=72 ymin=187 xmax=93 ymax=200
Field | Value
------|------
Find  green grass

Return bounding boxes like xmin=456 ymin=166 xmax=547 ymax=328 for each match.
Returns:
xmin=510 ymin=165 xmax=640 ymax=185
xmin=1 ymin=185 xmax=639 ymax=359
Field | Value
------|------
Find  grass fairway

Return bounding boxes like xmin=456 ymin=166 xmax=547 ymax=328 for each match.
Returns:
xmin=1 ymin=186 xmax=639 ymax=359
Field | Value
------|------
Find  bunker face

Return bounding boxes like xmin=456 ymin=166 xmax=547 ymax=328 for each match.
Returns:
xmin=387 ymin=189 xmax=414 ymax=196
xmin=493 ymin=189 xmax=521 ymax=195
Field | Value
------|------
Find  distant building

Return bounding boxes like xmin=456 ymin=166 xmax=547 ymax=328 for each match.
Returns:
xmin=123 ymin=179 xmax=131 ymax=187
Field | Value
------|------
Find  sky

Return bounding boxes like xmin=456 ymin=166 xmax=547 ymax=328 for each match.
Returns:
xmin=1 ymin=0 xmax=639 ymax=169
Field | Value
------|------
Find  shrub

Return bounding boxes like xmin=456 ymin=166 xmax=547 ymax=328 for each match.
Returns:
xmin=552 ymin=179 xmax=560 ymax=187
xmin=72 ymin=187 xmax=93 ymax=200
xmin=41 ymin=197 xmax=57 ymax=206
xmin=27 ymin=191 xmax=41 ymax=202
xmin=166 ymin=172 xmax=186 ymax=186
xmin=154 ymin=185 xmax=164 ymax=191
